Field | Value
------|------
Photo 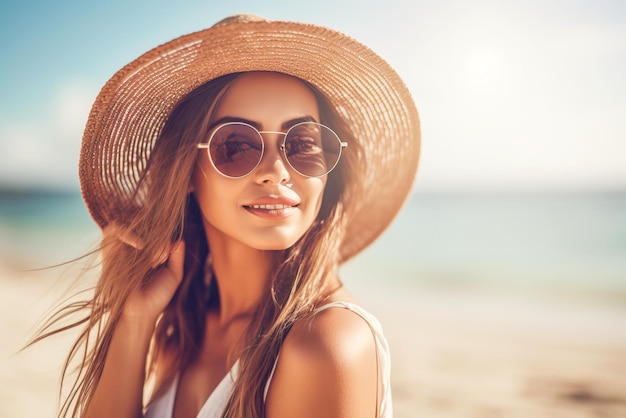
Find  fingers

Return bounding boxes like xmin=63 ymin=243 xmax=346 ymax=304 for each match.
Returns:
xmin=103 ymin=222 xmax=176 ymax=269
xmin=146 ymin=240 xmax=186 ymax=308
xmin=103 ymin=222 xmax=145 ymax=250
xmin=166 ymin=241 xmax=186 ymax=281
xmin=151 ymin=247 xmax=170 ymax=268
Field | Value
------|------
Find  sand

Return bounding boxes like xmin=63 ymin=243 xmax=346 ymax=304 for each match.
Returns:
xmin=2 ymin=265 xmax=626 ymax=418
xmin=354 ymin=283 xmax=626 ymax=418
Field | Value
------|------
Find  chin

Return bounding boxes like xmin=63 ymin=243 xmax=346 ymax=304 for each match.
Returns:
xmin=253 ymin=237 xmax=302 ymax=251
xmin=248 ymin=227 xmax=310 ymax=251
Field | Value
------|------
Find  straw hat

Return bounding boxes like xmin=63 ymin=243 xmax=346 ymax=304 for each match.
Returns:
xmin=79 ymin=14 xmax=420 ymax=262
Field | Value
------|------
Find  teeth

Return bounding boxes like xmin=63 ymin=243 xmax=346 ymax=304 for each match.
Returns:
xmin=249 ymin=204 xmax=292 ymax=210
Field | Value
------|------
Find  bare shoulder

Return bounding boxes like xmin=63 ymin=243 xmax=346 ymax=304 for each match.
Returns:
xmin=287 ymin=304 xmax=376 ymax=366
xmin=265 ymin=303 xmax=379 ymax=418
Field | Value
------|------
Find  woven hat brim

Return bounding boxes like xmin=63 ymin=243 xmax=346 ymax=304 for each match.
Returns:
xmin=79 ymin=18 xmax=420 ymax=262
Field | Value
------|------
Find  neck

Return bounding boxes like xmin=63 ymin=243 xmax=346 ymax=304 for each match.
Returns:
xmin=205 ymin=232 xmax=278 ymax=326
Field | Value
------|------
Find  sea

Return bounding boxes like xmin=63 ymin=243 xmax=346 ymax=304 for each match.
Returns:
xmin=1 ymin=188 xmax=625 ymax=308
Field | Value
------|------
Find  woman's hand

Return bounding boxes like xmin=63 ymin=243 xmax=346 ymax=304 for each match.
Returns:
xmin=123 ymin=240 xmax=186 ymax=322
xmin=103 ymin=223 xmax=186 ymax=323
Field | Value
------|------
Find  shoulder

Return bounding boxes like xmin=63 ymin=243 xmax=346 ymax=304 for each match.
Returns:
xmin=291 ymin=303 xmax=378 ymax=357
xmin=265 ymin=304 xmax=379 ymax=418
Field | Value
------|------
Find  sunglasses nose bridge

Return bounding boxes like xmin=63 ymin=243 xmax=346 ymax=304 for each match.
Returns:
xmin=258 ymin=129 xmax=287 ymax=142
xmin=254 ymin=130 xmax=291 ymax=183
xmin=258 ymin=130 xmax=290 ymax=161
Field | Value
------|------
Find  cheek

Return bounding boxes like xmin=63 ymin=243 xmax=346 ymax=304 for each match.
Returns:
xmin=192 ymin=165 xmax=223 ymax=213
xmin=307 ymin=178 xmax=328 ymax=216
xmin=192 ymin=159 xmax=224 ymax=195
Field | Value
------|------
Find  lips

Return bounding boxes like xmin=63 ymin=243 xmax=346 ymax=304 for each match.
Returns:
xmin=243 ymin=196 xmax=299 ymax=219
xmin=247 ymin=203 xmax=294 ymax=210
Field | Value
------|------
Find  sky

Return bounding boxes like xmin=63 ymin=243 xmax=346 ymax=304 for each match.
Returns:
xmin=0 ymin=0 xmax=625 ymax=192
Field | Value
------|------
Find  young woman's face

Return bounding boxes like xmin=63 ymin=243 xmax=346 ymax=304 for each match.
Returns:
xmin=192 ymin=72 xmax=327 ymax=251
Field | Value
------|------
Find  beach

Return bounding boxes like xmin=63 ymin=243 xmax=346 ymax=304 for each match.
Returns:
xmin=352 ymin=282 xmax=626 ymax=418
xmin=2 ymin=263 xmax=626 ymax=418
xmin=2 ymin=190 xmax=626 ymax=417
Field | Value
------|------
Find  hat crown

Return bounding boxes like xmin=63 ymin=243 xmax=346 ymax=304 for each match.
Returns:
xmin=212 ymin=14 xmax=268 ymax=28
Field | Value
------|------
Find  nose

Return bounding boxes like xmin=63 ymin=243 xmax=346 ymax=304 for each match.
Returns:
xmin=253 ymin=133 xmax=291 ymax=185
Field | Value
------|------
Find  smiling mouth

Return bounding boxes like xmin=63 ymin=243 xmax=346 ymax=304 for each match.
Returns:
xmin=246 ymin=203 xmax=297 ymax=210
xmin=243 ymin=203 xmax=298 ymax=218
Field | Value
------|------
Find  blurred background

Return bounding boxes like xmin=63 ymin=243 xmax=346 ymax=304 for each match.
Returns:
xmin=1 ymin=0 xmax=625 ymax=417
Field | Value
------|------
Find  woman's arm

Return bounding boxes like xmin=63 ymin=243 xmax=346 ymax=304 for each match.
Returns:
xmin=265 ymin=307 xmax=379 ymax=418
xmin=82 ymin=316 xmax=154 ymax=418
xmin=82 ymin=242 xmax=186 ymax=418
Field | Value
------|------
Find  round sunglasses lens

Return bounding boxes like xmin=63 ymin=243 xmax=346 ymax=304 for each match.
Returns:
xmin=284 ymin=123 xmax=341 ymax=176
xmin=209 ymin=124 xmax=263 ymax=177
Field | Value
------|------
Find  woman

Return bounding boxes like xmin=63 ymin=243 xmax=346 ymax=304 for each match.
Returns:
xmin=42 ymin=14 xmax=419 ymax=418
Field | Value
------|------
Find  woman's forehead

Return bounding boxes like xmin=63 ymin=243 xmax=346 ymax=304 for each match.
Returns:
xmin=213 ymin=72 xmax=320 ymax=129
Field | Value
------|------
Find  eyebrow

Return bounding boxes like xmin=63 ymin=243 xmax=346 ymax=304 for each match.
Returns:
xmin=209 ymin=115 xmax=318 ymax=131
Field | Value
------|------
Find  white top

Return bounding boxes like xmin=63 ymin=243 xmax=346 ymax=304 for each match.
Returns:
xmin=143 ymin=301 xmax=392 ymax=418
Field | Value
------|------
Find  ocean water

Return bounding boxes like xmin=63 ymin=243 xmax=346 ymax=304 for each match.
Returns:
xmin=342 ymin=191 xmax=626 ymax=304
xmin=0 ymin=189 xmax=99 ymax=267
xmin=1 ymin=189 xmax=625 ymax=304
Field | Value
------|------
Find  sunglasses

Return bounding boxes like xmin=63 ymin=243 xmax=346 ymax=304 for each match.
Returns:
xmin=197 ymin=121 xmax=348 ymax=178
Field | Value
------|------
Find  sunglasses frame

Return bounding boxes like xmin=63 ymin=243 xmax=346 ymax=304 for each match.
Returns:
xmin=197 ymin=121 xmax=348 ymax=178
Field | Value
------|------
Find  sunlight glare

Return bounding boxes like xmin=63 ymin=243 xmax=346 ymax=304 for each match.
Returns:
xmin=468 ymin=53 xmax=495 ymax=77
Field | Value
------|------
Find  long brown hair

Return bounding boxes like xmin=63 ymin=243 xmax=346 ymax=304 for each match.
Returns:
xmin=34 ymin=71 xmax=364 ymax=418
